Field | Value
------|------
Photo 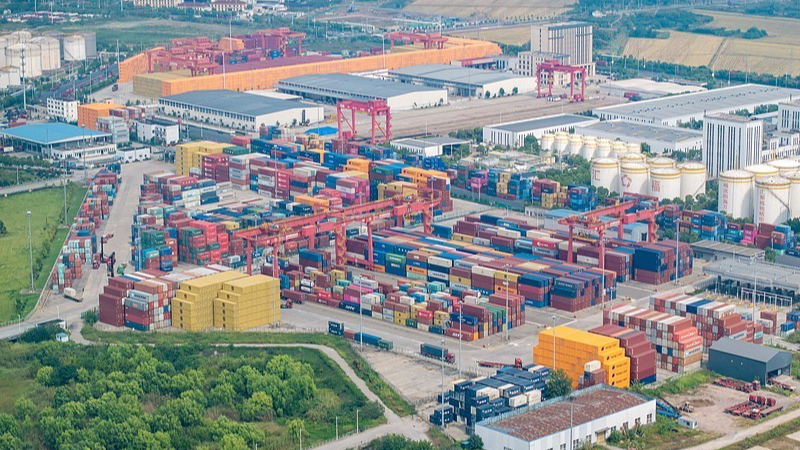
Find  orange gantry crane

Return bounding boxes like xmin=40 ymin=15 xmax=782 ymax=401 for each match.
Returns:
xmin=385 ymin=31 xmax=448 ymax=50
xmin=558 ymin=194 xmax=664 ymax=277
xmin=236 ymin=192 xmax=440 ymax=277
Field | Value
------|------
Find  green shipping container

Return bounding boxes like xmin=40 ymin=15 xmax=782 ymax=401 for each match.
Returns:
xmin=405 ymin=318 xmax=418 ymax=328
xmin=378 ymin=340 xmax=393 ymax=350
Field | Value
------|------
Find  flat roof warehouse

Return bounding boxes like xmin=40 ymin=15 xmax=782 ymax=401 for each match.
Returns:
xmin=487 ymin=114 xmax=597 ymax=133
xmin=159 ymin=90 xmax=314 ymax=118
xmin=278 ymin=74 xmax=441 ymax=100
xmin=0 ymin=123 xmax=108 ymax=145
xmin=576 ymin=121 xmax=702 ymax=142
xmin=390 ymin=64 xmax=529 ymax=87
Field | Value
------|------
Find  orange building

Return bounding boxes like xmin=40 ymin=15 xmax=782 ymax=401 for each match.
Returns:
xmin=77 ymin=102 xmax=124 ymax=130
xmin=128 ymin=37 xmax=502 ymax=97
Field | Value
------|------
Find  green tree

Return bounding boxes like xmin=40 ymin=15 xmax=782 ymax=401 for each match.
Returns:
xmin=209 ymin=382 xmax=237 ymax=407
xmin=14 ymin=397 xmax=36 ymax=421
xmin=465 ymin=434 xmax=484 ymax=450
xmin=521 ymin=135 xmax=540 ymax=154
xmin=765 ymin=248 xmax=777 ymax=263
xmin=306 ymin=389 xmax=341 ymax=422
xmin=546 ymin=369 xmax=573 ymax=399
xmin=220 ymin=434 xmax=249 ymax=450
xmin=240 ymin=392 xmax=274 ymax=422
xmin=287 ymin=418 xmax=305 ymax=443
xmin=0 ymin=220 xmax=6 ymax=235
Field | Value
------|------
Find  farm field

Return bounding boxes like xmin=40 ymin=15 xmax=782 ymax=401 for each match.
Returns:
xmin=702 ymin=10 xmax=800 ymax=46
xmin=449 ymin=25 xmax=532 ymax=45
xmin=0 ymin=183 xmax=86 ymax=322
xmin=622 ymin=31 xmax=724 ymax=67
xmin=404 ymin=0 xmax=573 ymax=20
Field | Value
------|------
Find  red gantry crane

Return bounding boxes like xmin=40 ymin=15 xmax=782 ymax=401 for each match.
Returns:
xmin=237 ymin=191 xmax=440 ymax=277
xmin=337 ymin=99 xmax=392 ymax=144
xmin=385 ymin=31 xmax=448 ymax=50
xmin=558 ymin=194 xmax=664 ymax=289
xmin=536 ymin=59 xmax=587 ymax=102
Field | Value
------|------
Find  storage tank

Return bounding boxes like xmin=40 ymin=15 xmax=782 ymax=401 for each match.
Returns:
xmin=581 ymin=136 xmax=597 ymax=160
xmin=553 ymin=132 xmax=569 ymax=154
xmin=679 ymin=162 xmax=707 ymax=198
xmin=626 ymin=142 xmax=641 ymax=154
xmin=767 ymin=159 xmax=800 ymax=176
xmin=591 ymin=158 xmax=620 ymax=194
xmin=754 ymin=176 xmax=790 ymax=225
xmin=744 ymin=164 xmax=779 ymax=180
xmin=540 ymin=133 xmax=555 ymax=151
xmin=619 ymin=162 xmax=649 ymax=195
xmin=647 ymin=156 xmax=676 ymax=169
xmin=610 ymin=141 xmax=627 ymax=159
xmin=63 ymin=35 xmax=86 ymax=61
xmin=595 ymin=139 xmax=612 ymax=159
xmin=31 ymin=37 xmax=60 ymax=71
xmin=718 ymin=170 xmax=754 ymax=219
xmin=786 ymin=171 xmax=800 ymax=218
xmin=79 ymin=32 xmax=97 ymax=58
xmin=0 ymin=67 xmax=22 ymax=90
xmin=6 ymin=43 xmax=42 ymax=78
xmin=649 ymin=167 xmax=682 ymax=201
xmin=567 ymin=134 xmax=584 ymax=156
xmin=619 ymin=152 xmax=646 ymax=164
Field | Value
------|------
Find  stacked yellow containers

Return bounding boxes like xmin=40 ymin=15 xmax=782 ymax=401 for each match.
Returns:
xmin=433 ymin=311 xmax=449 ymax=327
xmin=533 ymin=326 xmax=630 ymax=388
xmin=173 ymin=271 xmax=247 ymax=331
xmin=378 ymin=181 xmax=418 ymax=200
xmin=496 ymin=172 xmax=510 ymax=196
xmin=494 ymin=270 xmax=519 ymax=295
xmin=330 ymin=269 xmax=346 ymax=285
xmin=345 ymin=159 xmax=371 ymax=173
xmin=401 ymin=167 xmax=449 ymax=189
xmin=175 ymin=141 xmax=232 ymax=176
xmin=213 ymin=274 xmax=281 ymax=331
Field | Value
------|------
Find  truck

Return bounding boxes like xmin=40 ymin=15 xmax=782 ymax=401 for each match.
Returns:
xmin=63 ymin=287 xmax=83 ymax=302
xmin=111 ymin=84 xmax=119 ymax=92
xmin=420 ymin=343 xmax=455 ymax=363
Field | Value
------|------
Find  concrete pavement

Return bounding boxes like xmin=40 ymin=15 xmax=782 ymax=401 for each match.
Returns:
xmin=683 ymin=407 xmax=800 ymax=450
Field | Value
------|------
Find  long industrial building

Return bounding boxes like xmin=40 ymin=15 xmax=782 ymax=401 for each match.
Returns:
xmin=389 ymin=64 xmax=537 ymax=98
xmin=124 ymin=36 xmax=501 ymax=97
xmin=0 ymin=123 xmax=115 ymax=161
xmin=276 ymin=73 xmax=448 ymax=110
xmin=158 ymin=90 xmax=324 ymax=132
xmin=594 ymin=84 xmax=800 ymax=126
xmin=483 ymin=114 xmax=600 ymax=147
xmin=575 ymin=120 xmax=703 ymax=155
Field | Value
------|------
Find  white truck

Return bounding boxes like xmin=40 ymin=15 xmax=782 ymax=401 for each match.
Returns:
xmin=63 ymin=287 xmax=83 ymax=302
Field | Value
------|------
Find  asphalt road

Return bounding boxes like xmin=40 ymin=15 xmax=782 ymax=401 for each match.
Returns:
xmin=41 ymin=62 xmax=118 ymax=101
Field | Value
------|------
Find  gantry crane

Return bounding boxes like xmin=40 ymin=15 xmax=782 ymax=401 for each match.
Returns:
xmin=558 ymin=194 xmax=664 ymax=277
xmin=236 ymin=192 xmax=441 ymax=277
xmin=536 ymin=59 xmax=587 ymax=102
xmin=385 ymin=31 xmax=448 ymax=50
xmin=337 ymin=99 xmax=392 ymax=144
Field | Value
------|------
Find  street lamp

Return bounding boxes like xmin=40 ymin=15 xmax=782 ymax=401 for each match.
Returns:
xmin=358 ymin=281 xmax=363 ymax=352
xmin=440 ymin=338 xmax=446 ymax=427
xmin=27 ymin=211 xmax=34 ymax=291
xmin=504 ymin=264 xmax=511 ymax=340
xmin=551 ymin=315 xmax=557 ymax=370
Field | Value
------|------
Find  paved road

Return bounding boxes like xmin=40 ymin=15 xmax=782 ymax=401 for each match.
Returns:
xmin=0 ymin=169 xmax=99 ymax=196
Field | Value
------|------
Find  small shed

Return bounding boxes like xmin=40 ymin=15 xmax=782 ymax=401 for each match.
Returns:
xmin=707 ymin=338 xmax=792 ymax=384
xmin=55 ymin=332 xmax=69 ymax=343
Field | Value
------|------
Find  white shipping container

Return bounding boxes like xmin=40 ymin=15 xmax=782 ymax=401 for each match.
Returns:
xmin=509 ymin=394 xmax=528 ymax=408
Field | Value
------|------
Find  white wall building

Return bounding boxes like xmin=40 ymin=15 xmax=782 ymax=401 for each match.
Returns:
xmin=703 ymin=113 xmax=763 ymax=179
xmin=779 ymin=99 xmax=800 ymax=132
xmin=575 ymin=121 xmax=703 ymax=155
xmin=599 ymin=78 xmax=706 ymax=101
xmin=391 ymin=136 xmax=469 ymax=157
xmin=0 ymin=67 xmax=21 ymax=90
xmin=516 ymin=51 xmax=571 ymax=85
xmin=116 ymin=146 xmax=152 ymax=163
xmin=46 ymin=98 xmax=79 ymax=123
xmin=483 ymin=114 xmax=600 ymax=148
xmin=389 ymin=64 xmax=537 ymax=98
xmin=132 ymin=118 xmax=180 ymax=145
xmin=97 ymin=116 xmax=130 ymax=145
xmin=159 ymin=89 xmax=324 ymax=132
xmin=530 ymin=22 xmax=594 ymax=76
xmin=476 ymin=386 xmax=656 ymax=450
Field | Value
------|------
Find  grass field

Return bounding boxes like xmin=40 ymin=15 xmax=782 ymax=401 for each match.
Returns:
xmin=405 ymin=0 xmax=572 ymax=20
xmin=622 ymin=31 xmax=724 ymax=67
xmin=0 ymin=183 xmax=86 ymax=322
xmin=702 ymin=10 xmax=800 ymax=46
xmin=450 ymin=25 xmax=531 ymax=45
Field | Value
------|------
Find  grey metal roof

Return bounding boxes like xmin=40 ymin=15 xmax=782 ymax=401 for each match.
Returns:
xmin=595 ymin=84 xmax=800 ymax=121
xmin=577 ymin=120 xmax=702 ymax=143
xmin=390 ymin=64 xmax=532 ymax=87
xmin=703 ymin=259 xmax=800 ymax=291
xmin=160 ymin=90 xmax=313 ymax=117
xmin=392 ymin=136 xmax=469 ymax=148
xmin=277 ymin=74 xmax=442 ymax=100
xmin=487 ymin=114 xmax=597 ymax=133
xmin=691 ymin=240 xmax=764 ymax=259
xmin=709 ymin=338 xmax=791 ymax=365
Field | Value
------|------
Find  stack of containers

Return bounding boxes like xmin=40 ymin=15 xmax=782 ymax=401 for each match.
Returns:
xmin=589 ymin=324 xmax=657 ymax=384
xmin=650 ymin=292 xmax=764 ymax=346
xmin=99 ymin=274 xmax=140 ymax=326
xmin=229 ymin=154 xmax=265 ymax=190
xmin=298 ymin=249 xmax=331 ymax=272
xmin=604 ymin=304 xmax=704 ymax=373
xmin=632 ymin=241 xmax=693 ymax=284
xmin=124 ymin=278 xmax=173 ymax=331
xmin=533 ymin=326 xmax=630 ymax=388
xmin=213 ymin=274 xmax=281 ymax=330
xmin=173 ymin=270 xmax=247 ymax=331
xmin=201 ymin=153 xmax=230 ymax=182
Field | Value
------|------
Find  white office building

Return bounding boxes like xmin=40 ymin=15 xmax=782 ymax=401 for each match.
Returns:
xmin=476 ymin=386 xmax=656 ymax=450
xmin=516 ymin=51 xmax=571 ymax=85
xmin=116 ymin=146 xmax=152 ymax=163
xmin=779 ymin=99 xmax=800 ymax=132
xmin=529 ymin=22 xmax=594 ymax=76
xmin=133 ymin=118 xmax=180 ymax=145
xmin=703 ymin=113 xmax=763 ymax=179
xmin=46 ymin=98 xmax=79 ymax=123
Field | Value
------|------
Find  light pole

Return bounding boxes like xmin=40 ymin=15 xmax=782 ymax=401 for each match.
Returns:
xmin=356 ymin=409 xmax=359 ymax=434
xmin=551 ymin=315 xmax=557 ymax=370
xmin=17 ymin=315 xmax=21 ymax=333
xmin=27 ymin=211 xmax=34 ymax=291
xmin=569 ymin=396 xmax=575 ymax=450
xmin=504 ymin=264 xmax=511 ymax=340
xmin=359 ymin=281 xmax=363 ymax=352
xmin=440 ymin=338 xmax=446 ymax=426
xmin=675 ymin=219 xmax=680 ymax=285
xmin=56 ymin=305 xmax=60 ymax=320
xmin=458 ymin=297 xmax=463 ymax=378
xmin=63 ymin=170 xmax=68 ymax=224
xmin=335 ymin=416 xmax=338 ymax=440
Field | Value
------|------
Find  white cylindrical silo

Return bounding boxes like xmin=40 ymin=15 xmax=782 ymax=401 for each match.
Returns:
xmin=591 ymin=158 xmax=620 ymax=194
xmin=596 ymin=139 xmax=612 ymax=159
xmin=6 ymin=43 xmax=42 ymax=78
xmin=611 ymin=141 xmax=627 ymax=159
xmin=553 ymin=132 xmax=569 ymax=154
xmin=719 ymin=170 xmax=755 ymax=219
xmin=63 ymin=35 xmax=86 ymax=62
xmin=619 ymin=162 xmax=649 ymax=195
xmin=786 ymin=171 xmax=800 ymax=219
xmin=540 ymin=133 xmax=555 ymax=151
xmin=581 ymin=136 xmax=597 ymax=160
xmin=767 ymin=159 xmax=800 ymax=176
xmin=619 ymin=152 xmax=646 ymax=164
xmin=647 ymin=156 xmax=676 ymax=169
xmin=626 ymin=142 xmax=641 ymax=154
xmin=754 ymin=176 xmax=790 ymax=225
xmin=679 ymin=162 xmax=707 ymax=198
xmin=745 ymin=164 xmax=779 ymax=181
xmin=31 ymin=37 xmax=60 ymax=71
xmin=649 ymin=167 xmax=682 ymax=201
xmin=568 ymin=134 xmax=584 ymax=156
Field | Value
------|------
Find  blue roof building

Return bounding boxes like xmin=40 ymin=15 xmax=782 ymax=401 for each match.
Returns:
xmin=1 ymin=123 xmax=115 ymax=161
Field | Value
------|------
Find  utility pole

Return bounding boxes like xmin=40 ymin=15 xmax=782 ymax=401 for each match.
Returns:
xmin=356 ymin=409 xmax=359 ymax=434
xmin=504 ymin=264 xmax=510 ymax=340
xmin=551 ymin=315 xmax=557 ymax=370
xmin=21 ymin=47 xmax=27 ymax=111
xmin=359 ymin=281 xmax=363 ymax=352
xmin=27 ymin=211 xmax=34 ymax=291
xmin=440 ymin=338 xmax=446 ymax=426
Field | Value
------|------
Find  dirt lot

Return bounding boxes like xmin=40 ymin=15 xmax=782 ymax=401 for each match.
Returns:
xmin=404 ymin=0 xmax=573 ymax=20
xmin=666 ymin=378 xmax=800 ymax=433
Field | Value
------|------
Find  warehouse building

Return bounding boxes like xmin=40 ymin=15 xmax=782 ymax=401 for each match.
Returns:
xmin=704 ymin=259 xmax=800 ymax=307
xmin=476 ymin=385 xmax=656 ymax=450
xmin=594 ymin=84 xmax=800 ymax=127
xmin=575 ymin=120 xmax=703 ymax=155
xmin=389 ymin=64 xmax=537 ymax=98
xmin=158 ymin=90 xmax=324 ymax=132
xmin=276 ymin=74 xmax=448 ymax=110
xmin=599 ymin=78 xmax=706 ymax=100
xmin=708 ymin=338 xmax=792 ymax=384
xmin=0 ymin=122 xmax=115 ymax=161
xmin=483 ymin=114 xmax=599 ymax=147
xmin=391 ymin=136 xmax=469 ymax=157
xmin=690 ymin=240 xmax=764 ymax=262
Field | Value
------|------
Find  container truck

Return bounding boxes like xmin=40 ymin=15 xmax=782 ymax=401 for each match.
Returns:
xmin=421 ymin=343 xmax=455 ymax=363
xmin=63 ymin=287 xmax=83 ymax=302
